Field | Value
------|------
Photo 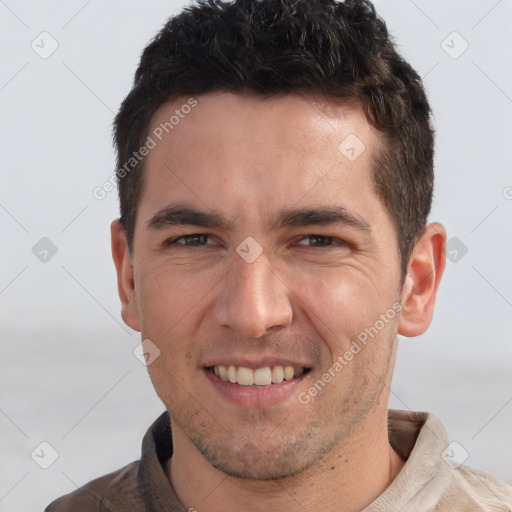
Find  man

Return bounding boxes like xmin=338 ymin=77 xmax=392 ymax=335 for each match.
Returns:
xmin=46 ymin=0 xmax=512 ymax=510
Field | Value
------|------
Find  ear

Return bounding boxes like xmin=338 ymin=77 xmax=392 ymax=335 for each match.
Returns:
xmin=111 ymin=219 xmax=141 ymax=332
xmin=398 ymin=222 xmax=446 ymax=337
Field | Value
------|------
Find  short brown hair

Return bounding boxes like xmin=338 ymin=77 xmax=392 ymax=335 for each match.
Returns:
xmin=114 ymin=0 xmax=434 ymax=278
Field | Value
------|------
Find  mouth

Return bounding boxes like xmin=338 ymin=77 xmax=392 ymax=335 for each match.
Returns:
xmin=207 ymin=364 xmax=311 ymax=387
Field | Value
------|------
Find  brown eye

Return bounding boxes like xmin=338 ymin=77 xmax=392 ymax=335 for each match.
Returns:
xmin=296 ymin=235 xmax=345 ymax=247
xmin=166 ymin=234 xmax=214 ymax=247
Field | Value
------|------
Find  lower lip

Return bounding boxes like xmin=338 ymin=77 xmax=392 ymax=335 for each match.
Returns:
xmin=204 ymin=369 xmax=308 ymax=408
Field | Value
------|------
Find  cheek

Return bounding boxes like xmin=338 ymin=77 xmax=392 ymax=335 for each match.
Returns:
xmin=135 ymin=255 xmax=399 ymax=360
xmin=290 ymin=267 xmax=381 ymax=345
xmin=136 ymin=271 xmax=178 ymax=349
xmin=138 ymin=262 xmax=213 ymax=320
xmin=136 ymin=263 xmax=223 ymax=357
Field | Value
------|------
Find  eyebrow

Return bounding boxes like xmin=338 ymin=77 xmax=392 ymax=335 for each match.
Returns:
xmin=147 ymin=204 xmax=370 ymax=232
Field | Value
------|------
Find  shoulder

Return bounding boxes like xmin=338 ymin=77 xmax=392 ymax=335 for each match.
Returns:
xmin=45 ymin=411 xmax=175 ymax=512
xmin=442 ymin=463 xmax=512 ymax=510
xmin=44 ymin=461 xmax=145 ymax=512
xmin=383 ymin=410 xmax=512 ymax=511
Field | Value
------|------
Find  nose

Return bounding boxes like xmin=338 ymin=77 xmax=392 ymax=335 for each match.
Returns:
xmin=211 ymin=252 xmax=293 ymax=339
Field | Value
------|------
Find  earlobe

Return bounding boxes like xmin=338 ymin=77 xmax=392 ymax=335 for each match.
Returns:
xmin=111 ymin=220 xmax=141 ymax=332
xmin=398 ymin=222 xmax=446 ymax=338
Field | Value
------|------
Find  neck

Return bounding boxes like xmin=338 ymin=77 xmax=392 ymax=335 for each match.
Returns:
xmin=167 ymin=408 xmax=405 ymax=512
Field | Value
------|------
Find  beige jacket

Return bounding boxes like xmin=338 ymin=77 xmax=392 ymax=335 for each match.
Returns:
xmin=46 ymin=410 xmax=512 ymax=511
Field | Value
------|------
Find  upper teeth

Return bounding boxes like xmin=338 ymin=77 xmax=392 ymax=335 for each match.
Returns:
xmin=213 ymin=365 xmax=305 ymax=386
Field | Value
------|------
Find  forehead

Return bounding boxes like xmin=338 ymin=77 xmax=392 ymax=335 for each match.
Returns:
xmin=148 ymin=92 xmax=373 ymax=156
xmin=138 ymin=92 xmax=385 ymax=229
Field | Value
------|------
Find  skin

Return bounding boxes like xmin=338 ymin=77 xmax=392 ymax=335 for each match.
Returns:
xmin=111 ymin=92 xmax=446 ymax=511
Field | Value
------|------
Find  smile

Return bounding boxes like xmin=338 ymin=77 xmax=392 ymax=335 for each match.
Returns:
xmin=209 ymin=365 xmax=309 ymax=387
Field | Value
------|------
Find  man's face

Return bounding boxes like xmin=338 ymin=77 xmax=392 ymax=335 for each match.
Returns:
xmin=128 ymin=93 xmax=404 ymax=479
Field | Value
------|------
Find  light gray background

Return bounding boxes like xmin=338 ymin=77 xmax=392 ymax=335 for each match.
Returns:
xmin=1 ymin=0 xmax=511 ymax=510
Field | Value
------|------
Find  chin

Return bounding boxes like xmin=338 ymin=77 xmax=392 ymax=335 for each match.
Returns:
xmin=195 ymin=433 xmax=326 ymax=481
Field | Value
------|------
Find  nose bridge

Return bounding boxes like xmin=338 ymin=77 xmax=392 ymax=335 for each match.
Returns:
xmin=213 ymin=251 xmax=293 ymax=338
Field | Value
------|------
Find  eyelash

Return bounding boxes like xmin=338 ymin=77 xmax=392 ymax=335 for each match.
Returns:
xmin=164 ymin=234 xmax=347 ymax=249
